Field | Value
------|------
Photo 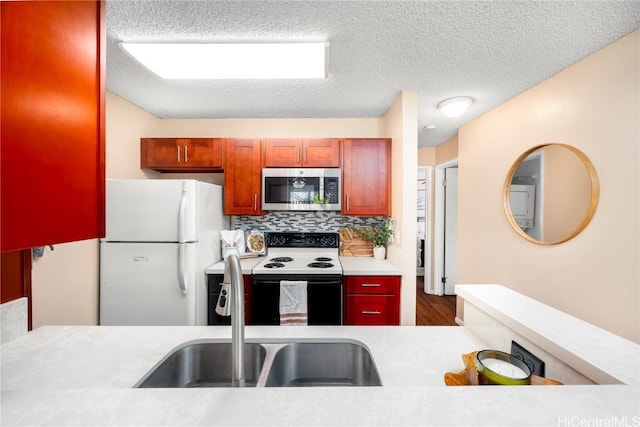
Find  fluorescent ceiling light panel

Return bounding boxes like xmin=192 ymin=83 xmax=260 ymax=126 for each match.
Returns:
xmin=120 ymin=42 xmax=327 ymax=79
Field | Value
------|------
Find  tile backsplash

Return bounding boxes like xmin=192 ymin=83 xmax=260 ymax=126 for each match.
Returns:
xmin=232 ymin=211 xmax=385 ymax=232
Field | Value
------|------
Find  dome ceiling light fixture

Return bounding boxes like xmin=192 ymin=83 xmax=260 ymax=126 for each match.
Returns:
xmin=437 ymin=96 xmax=474 ymax=118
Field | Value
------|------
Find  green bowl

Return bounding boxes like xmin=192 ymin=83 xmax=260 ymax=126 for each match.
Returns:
xmin=476 ymin=350 xmax=532 ymax=385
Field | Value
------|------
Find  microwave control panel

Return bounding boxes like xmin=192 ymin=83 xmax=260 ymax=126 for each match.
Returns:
xmin=324 ymin=177 xmax=339 ymax=203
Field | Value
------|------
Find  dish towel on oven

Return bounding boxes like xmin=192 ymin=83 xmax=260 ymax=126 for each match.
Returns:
xmin=279 ymin=280 xmax=308 ymax=325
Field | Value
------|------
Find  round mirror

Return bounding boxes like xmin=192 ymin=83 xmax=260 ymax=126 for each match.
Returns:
xmin=503 ymin=143 xmax=599 ymax=245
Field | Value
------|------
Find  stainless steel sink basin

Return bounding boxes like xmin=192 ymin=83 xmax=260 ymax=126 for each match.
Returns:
xmin=134 ymin=339 xmax=381 ymax=388
xmin=135 ymin=341 xmax=266 ymax=388
xmin=265 ymin=341 xmax=382 ymax=387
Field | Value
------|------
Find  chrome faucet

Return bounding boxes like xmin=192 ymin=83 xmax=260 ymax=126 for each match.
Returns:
xmin=215 ymin=252 xmax=245 ymax=387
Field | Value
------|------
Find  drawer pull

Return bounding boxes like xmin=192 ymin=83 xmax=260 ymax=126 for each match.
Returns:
xmin=361 ymin=283 xmax=381 ymax=287
xmin=361 ymin=310 xmax=381 ymax=315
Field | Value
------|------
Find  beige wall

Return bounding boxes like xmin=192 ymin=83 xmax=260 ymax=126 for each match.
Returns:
xmin=159 ymin=117 xmax=384 ymax=139
xmin=458 ymin=30 xmax=639 ymax=342
xmin=106 ymin=93 xmax=160 ymax=179
xmin=417 ymin=135 xmax=458 ymax=167
xmin=418 ymin=147 xmax=435 ymax=166
xmin=31 ymin=240 xmax=99 ymax=327
xmin=436 ymin=136 xmax=459 ymax=165
xmin=383 ymin=91 xmax=418 ymax=325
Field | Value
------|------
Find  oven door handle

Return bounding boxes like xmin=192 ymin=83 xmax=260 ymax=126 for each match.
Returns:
xmin=253 ymin=276 xmax=342 ymax=286
xmin=253 ymin=280 xmax=342 ymax=286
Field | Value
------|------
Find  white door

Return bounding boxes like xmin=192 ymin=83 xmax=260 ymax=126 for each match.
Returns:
xmin=443 ymin=167 xmax=458 ymax=295
xmin=99 ymin=242 xmax=197 ymax=325
xmin=105 ymin=179 xmax=198 ymax=243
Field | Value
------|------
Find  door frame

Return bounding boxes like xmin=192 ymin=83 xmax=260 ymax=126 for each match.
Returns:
xmin=417 ymin=166 xmax=432 ymax=293
xmin=433 ymin=159 xmax=458 ymax=296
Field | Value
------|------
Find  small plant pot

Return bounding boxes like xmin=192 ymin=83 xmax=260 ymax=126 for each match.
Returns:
xmin=373 ymin=246 xmax=386 ymax=260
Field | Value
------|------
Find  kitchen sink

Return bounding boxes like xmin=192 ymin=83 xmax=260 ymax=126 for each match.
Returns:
xmin=265 ymin=341 xmax=382 ymax=387
xmin=134 ymin=339 xmax=381 ymax=388
xmin=135 ymin=341 xmax=266 ymax=388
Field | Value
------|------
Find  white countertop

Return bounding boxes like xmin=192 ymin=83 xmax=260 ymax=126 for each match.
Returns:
xmin=2 ymin=324 xmax=639 ymax=426
xmin=339 ymin=256 xmax=401 ymax=275
xmin=206 ymin=256 xmax=400 ymax=276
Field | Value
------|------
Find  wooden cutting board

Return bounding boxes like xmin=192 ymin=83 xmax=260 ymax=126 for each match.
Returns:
xmin=339 ymin=227 xmax=373 ymax=257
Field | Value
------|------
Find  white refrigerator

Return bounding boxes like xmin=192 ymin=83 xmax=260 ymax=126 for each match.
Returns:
xmin=100 ymin=179 xmax=229 ymax=326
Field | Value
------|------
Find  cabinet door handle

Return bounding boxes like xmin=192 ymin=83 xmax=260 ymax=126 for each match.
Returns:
xmin=304 ymin=147 xmax=307 ymax=163
xmin=361 ymin=283 xmax=381 ymax=288
xmin=184 ymin=145 xmax=189 ymax=163
xmin=361 ymin=310 xmax=381 ymax=315
xmin=254 ymin=194 xmax=257 ymax=211
xmin=346 ymin=194 xmax=350 ymax=211
xmin=296 ymin=147 xmax=300 ymax=163
xmin=177 ymin=146 xmax=181 ymax=162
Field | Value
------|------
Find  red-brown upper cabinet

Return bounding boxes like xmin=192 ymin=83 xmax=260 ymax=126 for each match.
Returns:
xmin=224 ymin=139 xmax=262 ymax=216
xmin=140 ymin=138 xmax=223 ymax=172
xmin=263 ymin=139 xmax=340 ymax=167
xmin=1 ymin=1 xmax=105 ymax=252
xmin=342 ymin=139 xmax=391 ymax=216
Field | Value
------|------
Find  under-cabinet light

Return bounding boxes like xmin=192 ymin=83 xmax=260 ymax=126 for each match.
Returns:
xmin=120 ymin=42 xmax=328 ymax=79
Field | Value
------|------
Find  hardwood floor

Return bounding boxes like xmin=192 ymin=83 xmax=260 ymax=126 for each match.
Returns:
xmin=415 ymin=276 xmax=458 ymax=326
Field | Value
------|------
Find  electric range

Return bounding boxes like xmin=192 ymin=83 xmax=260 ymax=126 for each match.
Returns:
xmin=252 ymin=232 xmax=342 ymax=275
xmin=251 ymin=231 xmax=343 ymax=325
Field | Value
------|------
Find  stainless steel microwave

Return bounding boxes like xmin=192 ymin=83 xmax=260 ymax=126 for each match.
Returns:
xmin=262 ymin=168 xmax=341 ymax=211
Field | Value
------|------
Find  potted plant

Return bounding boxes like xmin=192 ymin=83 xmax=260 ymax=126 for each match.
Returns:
xmin=352 ymin=218 xmax=395 ymax=260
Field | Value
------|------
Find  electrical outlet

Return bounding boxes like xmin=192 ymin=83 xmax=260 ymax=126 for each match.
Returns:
xmin=511 ymin=341 xmax=545 ymax=377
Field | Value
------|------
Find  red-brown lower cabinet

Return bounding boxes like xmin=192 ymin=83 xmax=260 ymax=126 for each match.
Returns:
xmin=344 ymin=276 xmax=401 ymax=325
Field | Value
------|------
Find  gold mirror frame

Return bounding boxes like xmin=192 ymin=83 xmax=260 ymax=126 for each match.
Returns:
xmin=503 ymin=143 xmax=600 ymax=245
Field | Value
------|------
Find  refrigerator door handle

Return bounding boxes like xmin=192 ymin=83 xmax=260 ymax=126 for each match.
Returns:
xmin=177 ymin=182 xmax=189 ymax=295
xmin=178 ymin=182 xmax=188 ymax=243
xmin=178 ymin=243 xmax=188 ymax=295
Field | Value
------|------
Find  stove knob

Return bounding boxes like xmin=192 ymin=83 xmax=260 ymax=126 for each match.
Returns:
xmin=321 ymin=236 xmax=336 ymax=247
xmin=268 ymin=235 xmax=282 ymax=247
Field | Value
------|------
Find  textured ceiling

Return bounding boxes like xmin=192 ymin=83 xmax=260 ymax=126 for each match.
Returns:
xmin=106 ymin=1 xmax=640 ymax=147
